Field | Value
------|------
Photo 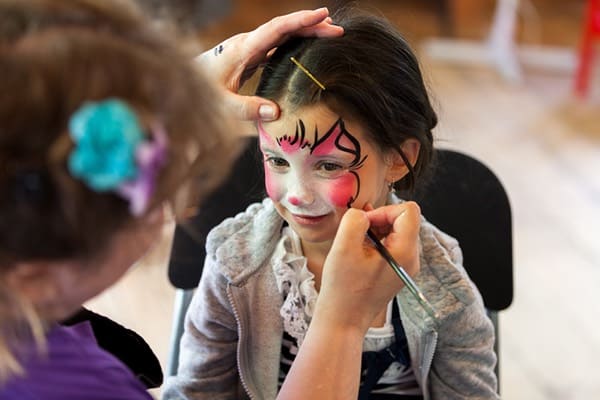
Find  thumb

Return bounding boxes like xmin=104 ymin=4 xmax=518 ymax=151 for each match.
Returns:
xmin=223 ymin=92 xmax=280 ymax=122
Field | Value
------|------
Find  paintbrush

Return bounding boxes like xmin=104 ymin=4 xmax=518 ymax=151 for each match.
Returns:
xmin=366 ymin=228 xmax=439 ymax=321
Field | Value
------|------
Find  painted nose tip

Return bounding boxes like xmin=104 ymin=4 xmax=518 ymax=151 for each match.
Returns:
xmin=288 ymin=196 xmax=301 ymax=206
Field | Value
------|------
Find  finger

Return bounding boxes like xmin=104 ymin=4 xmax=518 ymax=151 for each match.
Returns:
xmin=366 ymin=201 xmax=421 ymax=228
xmin=385 ymin=203 xmax=421 ymax=243
xmin=292 ymin=20 xmax=345 ymax=38
xmin=363 ymin=202 xmax=375 ymax=212
xmin=222 ymin=92 xmax=280 ymax=122
xmin=265 ymin=48 xmax=277 ymax=60
xmin=391 ymin=202 xmax=421 ymax=234
xmin=369 ymin=203 xmax=421 ymax=262
xmin=244 ymin=8 xmax=342 ymax=59
xmin=268 ymin=8 xmax=333 ymax=38
xmin=330 ymin=208 xmax=370 ymax=252
xmin=365 ymin=202 xmax=421 ymax=247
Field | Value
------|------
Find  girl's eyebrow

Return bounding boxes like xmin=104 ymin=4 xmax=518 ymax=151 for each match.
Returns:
xmin=312 ymin=151 xmax=355 ymax=160
xmin=259 ymin=143 xmax=282 ymax=154
xmin=258 ymin=140 xmax=281 ymax=153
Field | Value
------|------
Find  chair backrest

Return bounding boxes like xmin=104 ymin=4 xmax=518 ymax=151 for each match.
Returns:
xmin=413 ymin=148 xmax=513 ymax=392
xmin=413 ymin=148 xmax=513 ymax=312
xmin=167 ymin=136 xmax=264 ymax=290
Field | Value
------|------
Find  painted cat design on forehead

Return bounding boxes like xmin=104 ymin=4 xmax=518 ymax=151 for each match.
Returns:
xmin=276 ymin=118 xmax=367 ymax=170
xmin=273 ymin=118 xmax=367 ymax=207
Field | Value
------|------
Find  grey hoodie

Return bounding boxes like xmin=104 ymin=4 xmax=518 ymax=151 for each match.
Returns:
xmin=163 ymin=197 xmax=499 ymax=400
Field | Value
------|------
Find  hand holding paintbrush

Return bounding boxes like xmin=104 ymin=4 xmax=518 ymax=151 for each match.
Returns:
xmin=364 ymin=202 xmax=439 ymax=321
xmin=318 ymin=201 xmax=435 ymax=332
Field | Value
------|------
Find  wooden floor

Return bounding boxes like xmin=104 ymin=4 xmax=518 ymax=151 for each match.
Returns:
xmin=87 ymin=0 xmax=600 ymax=398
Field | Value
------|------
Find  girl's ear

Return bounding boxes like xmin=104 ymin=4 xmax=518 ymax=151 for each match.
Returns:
xmin=386 ymin=139 xmax=421 ymax=181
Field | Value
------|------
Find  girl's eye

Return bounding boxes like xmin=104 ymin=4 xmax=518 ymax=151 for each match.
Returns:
xmin=316 ymin=161 xmax=347 ymax=178
xmin=319 ymin=162 xmax=343 ymax=172
xmin=265 ymin=156 xmax=289 ymax=170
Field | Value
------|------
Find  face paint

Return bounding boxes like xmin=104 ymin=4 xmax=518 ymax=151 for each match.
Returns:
xmin=258 ymin=118 xmax=367 ymax=214
xmin=259 ymin=121 xmax=331 ymax=216
xmin=276 ymin=120 xmax=312 ymax=154
xmin=310 ymin=118 xmax=366 ymax=207
xmin=326 ymin=173 xmax=358 ymax=208
xmin=259 ymin=122 xmax=285 ymax=201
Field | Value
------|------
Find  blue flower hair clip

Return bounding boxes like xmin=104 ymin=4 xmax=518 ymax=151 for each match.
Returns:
xmin=68 ymin=99 xmax=168 ymax=216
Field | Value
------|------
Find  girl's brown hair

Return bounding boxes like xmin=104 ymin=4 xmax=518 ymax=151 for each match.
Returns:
xmin=256 ymin=9 xmax=438 ymax=193
xmin=0 ymin=0 xmax=238 ymax=381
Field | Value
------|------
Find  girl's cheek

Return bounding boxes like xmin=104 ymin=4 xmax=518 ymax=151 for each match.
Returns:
xmin=326 ymin=174 xmax=357 ymax=208
xmin=264 ymin=167 xmax=284 ymax=201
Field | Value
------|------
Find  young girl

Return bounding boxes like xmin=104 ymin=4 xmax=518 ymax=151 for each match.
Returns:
xmin=0 ymin=1 xmax=404 ymax=399
xmin=166 ymin=9 xmax=499 ymax=400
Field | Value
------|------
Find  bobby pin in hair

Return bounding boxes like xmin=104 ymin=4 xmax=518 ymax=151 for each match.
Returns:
xmin=290 ymin=57 xmax=326 ymax=90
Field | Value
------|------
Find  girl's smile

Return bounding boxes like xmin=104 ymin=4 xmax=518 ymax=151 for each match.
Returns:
xmin=290 ymin=213 xmax=328 ymax=226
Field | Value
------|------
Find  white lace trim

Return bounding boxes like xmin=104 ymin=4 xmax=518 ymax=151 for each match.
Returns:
xmin=271 ymin=227 xmax=318 ymax=348
xmin=271 ymin=227 xmax=419 ymax=392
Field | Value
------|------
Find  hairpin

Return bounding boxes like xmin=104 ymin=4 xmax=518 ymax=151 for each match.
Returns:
xmin=68 ymin=98 xmax=168 ymax=216
xmin=290 ymin=56 xmax=326 ymax=90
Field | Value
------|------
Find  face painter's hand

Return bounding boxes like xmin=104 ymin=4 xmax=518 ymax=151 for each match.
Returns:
xmin=196 ymin=8 xmax=343 ymax=122
xmin=365 ymin=202 xmax=421 ymax=279
xmin=316 ymin=202 xmax=421 ymax=333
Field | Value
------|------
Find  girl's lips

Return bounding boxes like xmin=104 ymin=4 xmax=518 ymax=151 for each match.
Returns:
xmin=291 ymin=213 xmax=327 ymax=225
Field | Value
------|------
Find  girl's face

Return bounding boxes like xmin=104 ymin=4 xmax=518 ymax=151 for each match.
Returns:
xmin=258 ymin=105 xmax=397 ymax=247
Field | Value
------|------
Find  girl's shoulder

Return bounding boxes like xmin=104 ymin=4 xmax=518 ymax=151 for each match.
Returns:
xmin=409 ymin=216 xmax=485 ymax=321
xmin=418 ymin=216 xmax=463 ymax=271
xmin=205 ymin=198 xmax=285 ymax=281
xmin=205 ymin=198 xmax=273 ymax=248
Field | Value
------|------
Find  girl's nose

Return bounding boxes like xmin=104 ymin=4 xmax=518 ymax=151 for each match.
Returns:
xmin=287 ymin=182 xmax=314 ymax=206
xmin=288 ymin=196 xmax=302 ymax=206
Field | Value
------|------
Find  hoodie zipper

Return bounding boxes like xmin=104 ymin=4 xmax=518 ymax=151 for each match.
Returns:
xmin=226 ymin=285 xmax=256 ymax=400
xmin=420 ymin=329 xmax=438 ymax=400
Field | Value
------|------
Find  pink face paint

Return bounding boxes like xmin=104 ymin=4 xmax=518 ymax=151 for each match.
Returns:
xmin=260 ymin=119 xmax=312 ymax=156
xmin=258 ymin=118 xmax=368 ymax=213
xmin=310 ymin=121 xmax=340 ymax=156
xmin=263 ymin=167 xmax=277 ymax=200
xmin=259 ymin=122 xmax=278 ymax=200
xmin=288 ymin=196 xmax=302 ymax=206
xmin=258 ymin=121 xmax=277 ymax=148
xmin=313 ymin=119 xmax=367 ymax=207
xmin=327 ymin=172 xmax=357 ymax=208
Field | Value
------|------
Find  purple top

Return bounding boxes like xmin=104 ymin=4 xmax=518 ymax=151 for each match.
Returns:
xmin=0 ymin=321 xmax=153 ymax=400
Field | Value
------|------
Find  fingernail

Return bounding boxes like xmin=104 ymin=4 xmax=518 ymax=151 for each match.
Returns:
xmin=259 ymin=105 xmax=276 ymax=121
